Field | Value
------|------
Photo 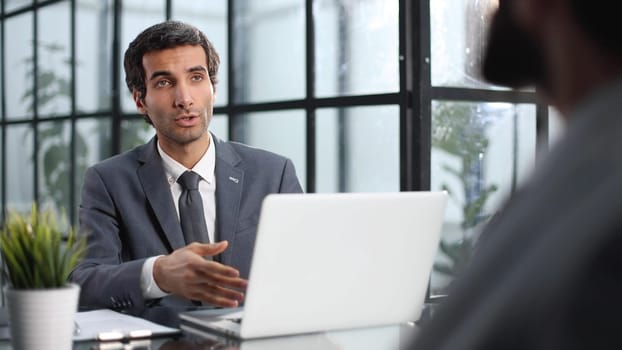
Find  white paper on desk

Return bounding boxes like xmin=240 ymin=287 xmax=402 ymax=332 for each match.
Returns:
xmin=73 ymin=309 xmax=180 ymax=342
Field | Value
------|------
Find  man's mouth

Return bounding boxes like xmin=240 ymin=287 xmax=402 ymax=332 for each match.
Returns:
xmin=175 ymin=115 xmax=200 ymax=127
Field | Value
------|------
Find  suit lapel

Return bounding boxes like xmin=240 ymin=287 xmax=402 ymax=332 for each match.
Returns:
xmin=213 ymin=135 xmax=244 ymax=265
xmin=137 ymin=137 xmax=186 ymax=251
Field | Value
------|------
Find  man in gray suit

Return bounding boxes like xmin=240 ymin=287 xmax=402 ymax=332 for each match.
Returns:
xmin=70 ymin=21 xmax=302 ymax=325
xmin=411 ymin=0 xmax=622 ymax=348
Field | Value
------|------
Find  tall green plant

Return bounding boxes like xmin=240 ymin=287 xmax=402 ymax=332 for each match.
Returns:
xmin=0 ymin=204 xmax=86 ymax=289
xmin=432 ymin=102 xmax=498 ymax=278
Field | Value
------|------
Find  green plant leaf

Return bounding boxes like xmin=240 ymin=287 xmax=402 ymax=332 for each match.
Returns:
xmin=0 ymin=204 xmax=86 ymax=289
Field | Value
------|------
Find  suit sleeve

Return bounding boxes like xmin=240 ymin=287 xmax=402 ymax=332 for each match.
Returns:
xmin=69 ymin=166 xmax=149 ymax=315
xmin=279 ymin=158 xmax=304 ymax=193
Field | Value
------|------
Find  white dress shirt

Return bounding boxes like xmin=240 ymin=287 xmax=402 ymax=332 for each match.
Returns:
xmin=140 ymin=134 xmax=217 ymax=299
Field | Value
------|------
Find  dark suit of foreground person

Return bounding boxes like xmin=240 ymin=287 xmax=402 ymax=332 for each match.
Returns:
xmin=410 ymin=0 xmax=622 ymax=349
xmin=70 ymin=21 xmax=302 ymax=326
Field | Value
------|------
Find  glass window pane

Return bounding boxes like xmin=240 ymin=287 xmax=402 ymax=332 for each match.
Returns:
xmin=120 ymin=0 xmax=166 ymax=113
xmin=315 ymin=0 xmax=399 ymax=97
xmin=75 ymin=117 xmax=112 ymax=223
xmin=4 ymin=13 xmax=33 ymax=120
xmin=77 ymin=117 xmax=112 ymax=169
xmin=548 ymin=107 xmax=565 ymax=148
xmin=38 ymin=120 xmax=71 ymax=214
xmin=38 ymin=1 xmax=71 ymax=118
xmin=6 ymin=124 xmax=34 ymax=212
xmin=120 ymin=118 xmax=155 ymax=152
xmin=171 ymin=0 xmax=229 ymax=107
xmin=233 ymin=110 xmax=306 ymax=189
xmin=210 ymin=114 xmax=229 ymax=141
xmin=4 ymin=0 xmax=32 ymax=13
xmin=316 ymin=105 xmax=399 ymax=192
xmin=431 ymin=0 xmax=502 ymax=88
xmin=233 ymin=0 xmax=305 ymax=103
xmin=430 ymin=101 xmax=536 ymax=294
xmin=77 ymin=0 xmax=114 ymax=113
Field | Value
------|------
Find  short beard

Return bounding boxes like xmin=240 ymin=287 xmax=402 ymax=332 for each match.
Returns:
xmin=481 ymin=2 xmax=547 ymax=89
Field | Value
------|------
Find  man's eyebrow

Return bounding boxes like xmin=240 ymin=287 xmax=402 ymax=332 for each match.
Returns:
xmin=187 ymin=65 xmax=208 ymax=74
xmin=149 ymin=70 xmax=171 ymax=81
xmin=148 ymin=66 xmax=208 ymax=81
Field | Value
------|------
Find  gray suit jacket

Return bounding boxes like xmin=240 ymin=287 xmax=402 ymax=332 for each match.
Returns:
xmin=410 ymin=80 xmax=622 ymax=349
xmin=70 ymin=134 xmax=302 ymax=325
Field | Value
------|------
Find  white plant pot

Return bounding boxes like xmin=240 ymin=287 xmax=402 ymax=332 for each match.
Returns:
xmin=5 ymin=283 xmax=80 ymax=350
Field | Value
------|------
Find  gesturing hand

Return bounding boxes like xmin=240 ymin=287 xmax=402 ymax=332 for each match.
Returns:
xmin=153 ymin=241 xmax=247 ymax=307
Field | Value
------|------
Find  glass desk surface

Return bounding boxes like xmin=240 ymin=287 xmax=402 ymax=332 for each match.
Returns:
xmin=0 ymin=322 xmax=417 ymax=350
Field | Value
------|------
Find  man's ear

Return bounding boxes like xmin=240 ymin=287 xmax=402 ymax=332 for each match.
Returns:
xmin=133 ymin=90 xmax=147 ymax=114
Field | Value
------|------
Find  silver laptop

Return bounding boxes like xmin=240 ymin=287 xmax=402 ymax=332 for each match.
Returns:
xmin=179 ymin=191 xmax=447 ymax=339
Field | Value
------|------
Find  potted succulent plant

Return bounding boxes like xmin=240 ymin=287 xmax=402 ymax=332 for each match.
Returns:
xmin=0 ymin=204 xmax=86 ymax=350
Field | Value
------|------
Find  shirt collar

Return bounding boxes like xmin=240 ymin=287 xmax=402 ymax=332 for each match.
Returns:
xmin=157 ymin=133 xmax=216 ymax=185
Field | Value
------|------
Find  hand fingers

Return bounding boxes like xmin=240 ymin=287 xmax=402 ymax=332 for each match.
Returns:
xmin=182 ymin=257 xmax=248 ymax=290
xmin=202 ymin=260 xmax=241 ymax=278
xmin=194 ymin=262 xmax=248 ymax=289
xmin=186 ymin=282 xmax=244 ymax=307
xmin=160 ymin=243 xmax=249 ymax=305
xmin=186 ymin=241 xmax=229 ymax=257
xmin=187 ymin=263 xmax=248 ymax=304
xmin=188 ymin=283 xmax=245 ymax=308
xmin=209 ymin=274 xmax=248 ymax=290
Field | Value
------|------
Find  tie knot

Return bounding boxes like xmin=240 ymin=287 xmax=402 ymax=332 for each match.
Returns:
xmin=177 ymin=171 xmax=201 ymax=190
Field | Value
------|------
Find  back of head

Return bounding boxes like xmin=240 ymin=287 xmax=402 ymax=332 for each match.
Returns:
xmin=569 ymin=0 xmax=622 ymax=57
xmin=482 ymin=0 xmax=622 ymax=89
xmin=480 ymin=0 xmax=546 ymax=88
xmin=123 ymin=21 xmax=220 ymax=100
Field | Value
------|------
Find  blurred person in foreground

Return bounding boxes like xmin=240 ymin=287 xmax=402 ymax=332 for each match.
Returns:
xmin=70 ymin=21 xmax=302 ymax=326
xmin=410 ymin=0 xmax=622 ymax=348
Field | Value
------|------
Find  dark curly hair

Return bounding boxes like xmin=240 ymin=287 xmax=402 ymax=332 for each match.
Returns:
xmin=123 ymin=21 xmax=220 ymax=123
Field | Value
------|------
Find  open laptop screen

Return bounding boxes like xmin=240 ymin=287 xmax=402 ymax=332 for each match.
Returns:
xmin=181 ymin=191 xmax=448 ymax=339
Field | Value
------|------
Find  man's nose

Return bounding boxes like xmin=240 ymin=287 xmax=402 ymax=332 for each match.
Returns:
xmin=174 ymin=83 xmax=193 ymax=109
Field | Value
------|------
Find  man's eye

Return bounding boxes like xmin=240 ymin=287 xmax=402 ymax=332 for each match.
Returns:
xmin=191 ymin=75 xmax=204 ymax=81
xmin=156 ymin=80 xmax=171 ymax=87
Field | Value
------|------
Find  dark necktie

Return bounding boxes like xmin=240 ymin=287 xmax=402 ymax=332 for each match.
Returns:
xmin=177 ymin=171 xmax=210 ymax=245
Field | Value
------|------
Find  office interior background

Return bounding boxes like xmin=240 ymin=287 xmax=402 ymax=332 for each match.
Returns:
xmin=0 ymin=0 xmax=563 ymax=299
